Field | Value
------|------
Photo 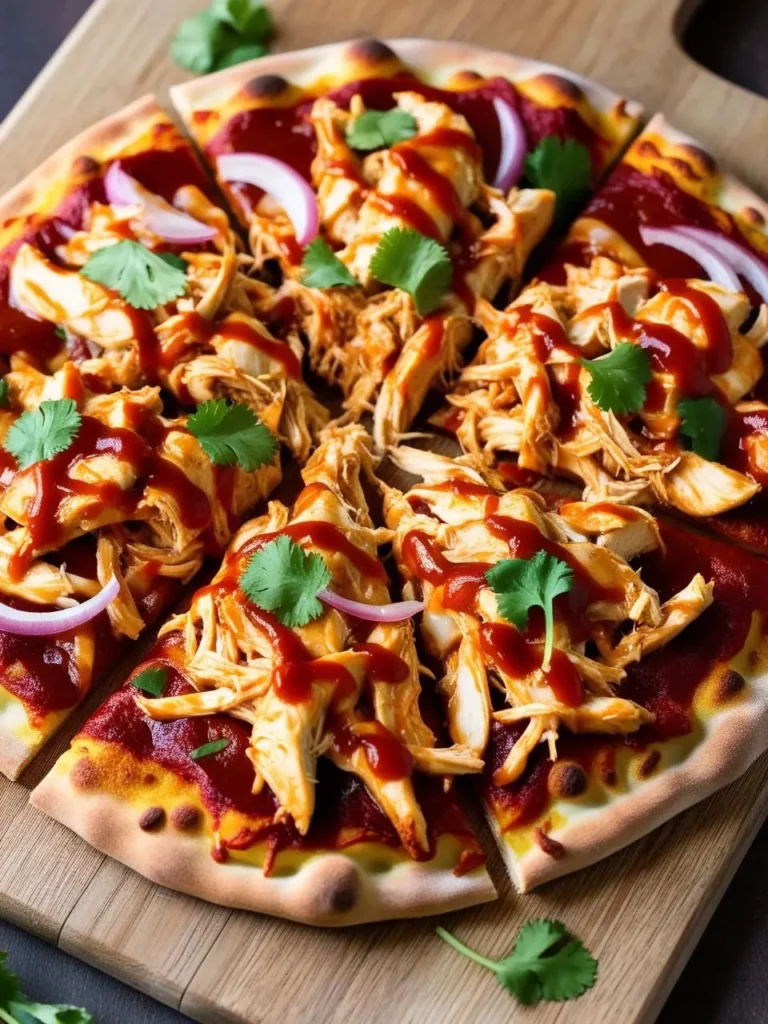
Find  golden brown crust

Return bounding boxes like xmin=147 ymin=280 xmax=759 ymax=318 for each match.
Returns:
xmin=30 ymin=769 xmax=496 ymax=925
xmin=0 ymin=94 xmax=185 ymax=245
xmin=495 ymin=688 xmax=768 ymax=891
xmin=171 ymin=37 xmax=642 ymax=156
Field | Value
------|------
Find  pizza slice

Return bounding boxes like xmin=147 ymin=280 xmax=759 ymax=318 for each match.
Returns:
xmin=381 ymin=447 xmax=768 ymax=890
xmin=172 ymin=38 xmax=641 ymax=449
xmin=0 ymin=94 xmax=327 ymax=460
xmin=431 ymin=116 xmax=768 ymax=545
xmin=31 ymin=427 xmax=494 ymax=924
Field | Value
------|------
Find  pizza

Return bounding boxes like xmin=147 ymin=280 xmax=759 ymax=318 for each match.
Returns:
xmin=171 ymin=38 xmax=641 ymax=449
xmin=1 ymin=35 xmax=767 ymax=924
xmin=0 ymin=96 xmax=323 ymax=778
xmin=31 ymin=427 xmax=494 ymax=924
xmin=383 ymin=446 xmax=768 ymax=889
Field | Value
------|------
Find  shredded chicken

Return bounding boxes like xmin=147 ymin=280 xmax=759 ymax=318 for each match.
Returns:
xmin=384 ymin=448 xmax=712 ymax=784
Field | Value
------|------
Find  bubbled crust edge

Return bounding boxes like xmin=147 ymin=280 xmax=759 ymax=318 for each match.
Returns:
xmin=495 ymin=686 xmax=768 ymax=892
xmin=0 ymin=95 xmax=178 ymax=227
xmin=170 ymin=37 xmax=643 ymax=140
xmin=30 ymin=768 xmax=496 ymax=925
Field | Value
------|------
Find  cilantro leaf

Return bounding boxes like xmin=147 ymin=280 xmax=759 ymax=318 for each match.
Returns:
xmin=215 ymin=42 xmax=268 ymax=68
xmin=370 ymin=228 xmax=452 ymax=315
xmin=239 ymin=535 xmax=331 ymax=628
xmin=158 ymin=252 xmax=189 ymax=273
xmin=172 ymin=1 xmax=272 ymax=74
xmin=0 ymin=379 xmax=8 ymax=409
xmin=0 ymin=950 xmax=93 ymax=1024
xmin=131 ymin=667 xmax=167 ymax=698
xmin=678 ymin=396 xmax=726 ymax=461
xmin=301 ymin=239 xmax=358 ymax=289
xmin=524 ymin=137 xmax=593 ymax=220
xmin=485 ymin=550 xmax=573 ymax=671
xmin=211 ymin=0 xmax=272 ymax=39
xmin=436 ymin=919 xmax=597 ymax=1006
xmin=171 ymin=11 xmax=230 ymax=74
xmin=579 ymin=343 xmax=652 ymax=415
xmin=3 ymin=399 xmax=81 ymax=470
xmin=82 ymin=240 xmax=187 ymax=310
xmin=190 ymin=738 xmax=230 ymax=760
xmin=187 ymin=399 xmax=278 ymax=471
xmin=54 ymin=326 xmax=67 ymax=341
xmin=346 ymin=109 xmax=418 ymax=151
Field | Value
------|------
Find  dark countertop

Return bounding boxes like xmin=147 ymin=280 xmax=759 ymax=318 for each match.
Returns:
xmin=2 ymin=2 xmax=768 ymax=1021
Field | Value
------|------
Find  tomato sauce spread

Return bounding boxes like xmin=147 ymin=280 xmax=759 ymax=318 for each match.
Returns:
xmin=485 ymin=520 xmax=768 ymax=828
xmin=0 ymin=536 xmax=177 ymax=722
xmin=82 ymin=632 xmax=483 ymax=871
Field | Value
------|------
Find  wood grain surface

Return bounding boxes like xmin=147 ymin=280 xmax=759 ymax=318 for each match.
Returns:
xmin=2 ymin=2 xmax=768 ymax=1023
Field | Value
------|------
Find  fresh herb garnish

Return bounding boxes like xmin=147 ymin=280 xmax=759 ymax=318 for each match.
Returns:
xmin=131 ymin=667 xmax=168 ymax=698
xmin=678 ymin=396 xmax=726 ymax=461
xmin=158 ymin=252 xmax=189 ymax=273
xmin=171 ymin=0 xmax=272 ymax=74
xmin=187 ymin=399 xmax=278 ymax=471
xmin=0 ymin=379 xmax=8 ymax=409
xmin=239 ymin=535 xmax=331 ymax=628
xmin=436 ymin=919 xmax=597 ymax=1006
xmin=301 ymin=238 xmax=358 ymax=289
xmin=370 ymin=227 xmax=452 ymax=315
xmin=346 ymin=109 xmax=418 ymax=151
xmin=0 ymin=949 xmax=93 ymax=1023
xmin=523 ymin=137 xmax=593 ymax=220
xmin=3 ymin=399 xmax=81 ymax=470
xmin=190 ymin=738 xmax=230 ymax=760
xmin=485 ymin=551 xmax=573 ymax=671
xmin=82 ymin=240 xmax=187 ymax=310
xmin=54 ymin=326 xmax=67 ymax=341
xmin=579 ymin=343 xmax=652 ymax=415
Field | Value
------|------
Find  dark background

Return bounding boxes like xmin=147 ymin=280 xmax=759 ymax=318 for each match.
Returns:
xmin=1 ymin=1 xmax=768 ymax=1021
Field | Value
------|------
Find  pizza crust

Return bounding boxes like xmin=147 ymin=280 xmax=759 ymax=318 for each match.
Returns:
xmin=497 ymin=684 xmax=768 ymax=891
xmin=171 ymin=37 xmax=642 ymax=155
xmin=30 ymin=768 xmax=496 ymax=925
xmin=0 ymin=94 xmax=186 ymax=239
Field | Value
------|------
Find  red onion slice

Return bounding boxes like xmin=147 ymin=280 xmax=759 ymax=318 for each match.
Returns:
xmin=217 ymin=152 xmax=319 ymax=246
xmin=0 ymin=575 xmax=120 ymax=636
xmin=491 ymin=96 xmax=527 ymax=193
xmin=318 ymin=588 xmax=424 ymax=623
xmin=674 ymin=226 xmax=768 ymax=304
xmin=104 ymin=164 xmax=217 ymax=245
xmin=639 ymin=225 xmax=742 ymax=292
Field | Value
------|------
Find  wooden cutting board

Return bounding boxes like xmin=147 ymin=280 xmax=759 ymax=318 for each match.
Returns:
xmin=2 ymin=2 xmax=768 ymax=1022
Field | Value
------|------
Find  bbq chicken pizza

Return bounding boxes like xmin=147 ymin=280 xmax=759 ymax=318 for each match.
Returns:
xmin=0 ymin=37 xmax=767 ymax=924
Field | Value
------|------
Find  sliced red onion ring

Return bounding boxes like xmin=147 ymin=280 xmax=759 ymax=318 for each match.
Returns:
xmin=0 ymin=575 xmax=119 ymax=636
xmin=674 ymin=226 xmax=768 ymax=304
xmin=217 ymin=152 xmax=319 ymax=245
xmin=639 ymin=224 xmax=741 ymax=292
xmin=104 ymin=164 xmax=216 ymax=245
xmin=318 ymin=588 xmax=424 ymax=623
xmin=491 ymin=96 xmax=527 ymax=193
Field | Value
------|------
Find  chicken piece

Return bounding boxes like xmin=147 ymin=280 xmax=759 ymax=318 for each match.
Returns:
xmin=308 ymin=97 xmax=368 ymax=246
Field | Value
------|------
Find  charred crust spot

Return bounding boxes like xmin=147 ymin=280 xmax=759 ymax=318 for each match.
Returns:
xmin=330 ymin=871 xmax=360 ymax=913
xmin=637 ymin=140 xmax=661 ymax=159
xmin=743 ymin=206 xmax=766 ymax=228
xmin=454 ymin=70 xmax=484 ymax=83
xmin=679 ymin=143 xmax=718 ymax=177
xmin=143 ymin=773 xmax=156 ymax=785
xmin=171 ymin=805 xmax=201 ymax=831
xmin=139 ymin=806 xmax=166 ymax=831
xmin=715 ymin=668 xmax=746 ymax=703
xmin=71 ymin=757 xmax=100 ymax=790
xmin=548 ymin=761 xmax=588 ymax=799
xmin=72 ymin=155 xmax=100 ymax=176
xmin=638 ymin=749 xmax=661 ymax=779
xmin=667 ymin=156 xmax=702 ymax=182
xmin=600 ymin=763 xmax=617 ymax=787
xmin=535 ymin=73 xmax=583 ymax=102
xmin=243 ymin=74 xmax=289 ymax=99
xmin=533 ymin=826 xmax=565 ymax=859
xmin=347 ymin=39 xmax=397 ymax=63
